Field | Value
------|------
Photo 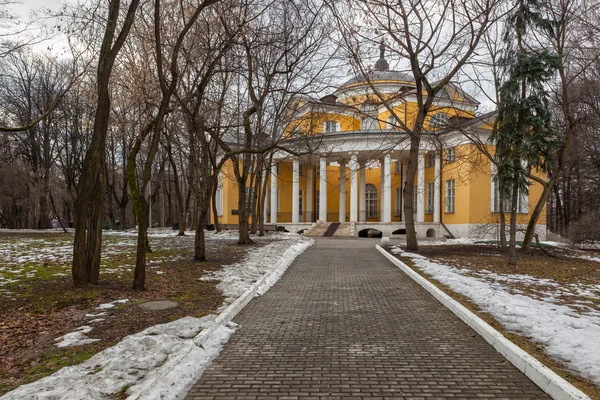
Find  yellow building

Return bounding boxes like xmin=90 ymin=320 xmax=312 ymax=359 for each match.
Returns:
xmin=215 ymin=48 xmax=547 ymax=239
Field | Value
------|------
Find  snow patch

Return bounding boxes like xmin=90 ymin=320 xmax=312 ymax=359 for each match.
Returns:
xmin=392 ymin=246 xmax=600 ymax=386
xmin=4 ymin=317 xmax=235 ymax=399
xmin=54 ymin=326 xmax=100 ymax=348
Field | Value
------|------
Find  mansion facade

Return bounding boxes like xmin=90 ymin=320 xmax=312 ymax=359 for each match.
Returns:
xmin=214 ymin=49 xmax=546 ymax=239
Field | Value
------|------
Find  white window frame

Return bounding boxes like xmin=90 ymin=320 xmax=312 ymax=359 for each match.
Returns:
xmin=365 ymin=183 xmax=378 ymax=218
xmin=446 ymin=147 xmax=456 ymax=163
xmin=387 ymin=116 xmax=396 ymax=130
xmin=324 ymin=120 xmax=339 ymax=133
xmin=426 ymin=182 xmax=434 ymax=214
xmin=490 ymin=169 xmax=529 ymax=214
xmin=445 ymin=179 xmax=455 ymax=213
xmin=395 ymin=187 xmax=402 ymax=216
xmin=299 ymin=189 xmax=304 ymax=216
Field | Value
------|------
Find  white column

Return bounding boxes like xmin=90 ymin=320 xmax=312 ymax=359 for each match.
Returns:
xmin=306 ymin=168 xmax=313 ymax=223
xmin=339 ymin=163 xmax=346 ymax=222
xmin=417 ymin=153 xmax=425 ymax=222
xmin=350 ymin=154 xmax=358 ymax=222
xmin=383 ymin=155 xmax=392 ymax=223
xmin=292 ymin=159 xmax=300 ymax=223
xmin=434 ymin=153 xmax=441 ymax=223
xmin=262 ymin=169 xmax=268 ymax=220
xmin=359 ymin=166 xmax=366 ymax=221
xmin=379 ymin=160 xmax=385 ymax=222
xmin=270 ymin=164 xmax=278 ymax=224
xmin=401 ymin=160 xmax=407 ymax=221
xmin=319 ymin=158 xmax=327 ymax=222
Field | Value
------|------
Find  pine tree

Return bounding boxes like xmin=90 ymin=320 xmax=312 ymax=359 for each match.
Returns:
xmin=493 ymin=0 xmax=560 ymax=265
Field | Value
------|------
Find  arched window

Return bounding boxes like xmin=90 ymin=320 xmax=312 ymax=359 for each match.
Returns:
xmin=429 ymin=113 xmax=449 ymax=129
xmin=360 ymin=103 xmax=379 ymax=131
xmin=365 ymin=183 xmax=378 ymax=218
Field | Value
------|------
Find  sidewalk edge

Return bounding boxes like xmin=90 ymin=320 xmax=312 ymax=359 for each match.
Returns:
xmin=375 ymin=245 xmax=590 ymax=400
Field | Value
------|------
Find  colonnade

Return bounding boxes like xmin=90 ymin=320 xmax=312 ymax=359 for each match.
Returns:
xmin=270 ymin=152 xmax=441 ymax=225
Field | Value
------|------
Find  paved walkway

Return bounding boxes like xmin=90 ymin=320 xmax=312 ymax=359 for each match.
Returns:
xmin=187 ymin=238 xmax=549 ymax=399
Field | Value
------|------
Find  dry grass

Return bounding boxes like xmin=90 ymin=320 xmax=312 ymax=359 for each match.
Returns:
xmin=0 ymin=230 xmax=254 ymax=395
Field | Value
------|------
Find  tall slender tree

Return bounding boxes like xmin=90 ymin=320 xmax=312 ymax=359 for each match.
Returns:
xmin=493 ymin=0 xmax=560 ymax=264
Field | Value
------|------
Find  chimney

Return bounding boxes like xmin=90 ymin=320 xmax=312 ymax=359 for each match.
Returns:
xmin=321 ymin=94 xmax=338 ymax=104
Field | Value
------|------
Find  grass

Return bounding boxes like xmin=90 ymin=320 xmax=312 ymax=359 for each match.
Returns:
xmin=0 ymin=229 xmax=257 ymax=395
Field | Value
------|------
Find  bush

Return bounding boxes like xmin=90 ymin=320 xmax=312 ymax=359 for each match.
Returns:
xmin=567 ymin=215 xmax=600 ymax=248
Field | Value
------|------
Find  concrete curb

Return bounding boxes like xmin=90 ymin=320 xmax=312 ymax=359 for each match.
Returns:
xmin=129 ymin=238 xmax=313 ymax=400
xmin=194 ymin=238 xmax=313 ymax=346
xmin=375 ymin=245 xmax=590 ymax=400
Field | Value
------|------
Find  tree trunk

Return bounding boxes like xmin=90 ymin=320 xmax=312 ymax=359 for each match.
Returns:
xmin=133 ymin=200 xmax=149 ymax=290
xmin=237 ymin=187 xmax=253 ymax=244
xmin=194 ymin=209 xmax=207 ymax=261
xmin=211 ymin=183 xmax=221 ymax=233
xmin=498 ymin=180 xmax=507 ymax=251
xmin=71 ymin=0 xmax=139 ymax=287
xmin=508 ymin=179 xmax=519 ymax=266
xmin=522 ymin=180 xmax=553 ymax=252
xmin=404 ymin=135 xmax=420 ymax=250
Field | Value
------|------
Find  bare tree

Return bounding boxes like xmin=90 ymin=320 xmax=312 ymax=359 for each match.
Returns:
xmin=72 ymin=0 xmax=140 ymax=287
xmin=330 ymin=0 xmax=500 ymax=250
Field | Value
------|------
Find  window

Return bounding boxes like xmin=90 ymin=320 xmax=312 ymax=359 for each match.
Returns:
xmin=426 ymin=182 xmax=434 ymax=214
xmin=446 ymin=147 xmax=456 ymax=163
xmin=315 ymin=190 xmax=320 ymax=219
xmin=361 ymin=116 xmax=379 ymax=131
xmin=445 ymin=179 xmax=455 ymax=213
xmin=429 ymin=113 xmax=449 ymax=129
xmin=395 ymin=188 xmax=402 ymax=216
xmin=366 ymin=183 xmax=378 ymax=218
xmin=425 ymin=153 xmax=434 ymax=168
xmin=324 ymin=120 xmax=339 ymax=133
xmin=298 ymin=164 xmax=303 ymax=176
xmin=394 ymin=161 xmax=402 ymax=174
xmin=299 ymin=190 xmax=304 ymax=216
xmin=387 ymin=116 xmax=396 ymax=130
xmin=491 ymin=177 xmax=529 ymax=214
xmin=276 ymin=163 xmax=280 ymax=175
xmin=360 ymin=103 xmax=379 ymax=131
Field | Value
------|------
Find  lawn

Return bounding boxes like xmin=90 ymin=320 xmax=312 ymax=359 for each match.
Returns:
xmin=0 ymin=229 xmax=252 ymax=395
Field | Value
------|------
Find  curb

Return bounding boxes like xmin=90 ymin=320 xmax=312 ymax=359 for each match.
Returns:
xmin=375 ymin=245 xmax=590 ymax=400
xmin=194 ymin=239 xmax=313 ymax=346
xmin=129 ymin=238 xmax=313 ymax=400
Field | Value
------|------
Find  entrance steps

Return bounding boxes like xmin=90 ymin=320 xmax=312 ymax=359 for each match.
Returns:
xmin=305 ymin=222 xmax=353 ymax=237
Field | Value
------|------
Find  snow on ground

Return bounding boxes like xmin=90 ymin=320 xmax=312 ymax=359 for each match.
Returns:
xmin=390 ymin=246 xmax=600 ymax=386
xmin=2 ymin=316 xmax=235 ymax=400
xmin=54 ymin=326 xmax=101 ymax=348
xmin=2 ymin=232 xmax=312 ymax=400
xmin=201 ymin=233 xmax=313 ymax=310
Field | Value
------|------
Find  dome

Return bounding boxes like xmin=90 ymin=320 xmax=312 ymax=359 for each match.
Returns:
xmin=341 ymin=70 xmax=414 ymax=87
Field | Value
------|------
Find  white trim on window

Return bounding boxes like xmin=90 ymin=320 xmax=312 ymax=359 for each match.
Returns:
xmin=445 ymin=179 xmax=455 ymax=213
xmin=426 ymin=182 xmax=434 ymax=214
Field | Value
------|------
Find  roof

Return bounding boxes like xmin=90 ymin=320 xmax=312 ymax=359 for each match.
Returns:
xmin=341 ymin=70 xmax=414 ymax=87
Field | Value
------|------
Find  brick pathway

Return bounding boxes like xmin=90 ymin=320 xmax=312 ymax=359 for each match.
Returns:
xmin=186 ymin=238 xmax=549 ymax=399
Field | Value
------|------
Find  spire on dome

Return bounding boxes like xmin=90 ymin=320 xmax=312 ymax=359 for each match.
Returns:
xmin=374 ymin=41 xmax=389 ymax=71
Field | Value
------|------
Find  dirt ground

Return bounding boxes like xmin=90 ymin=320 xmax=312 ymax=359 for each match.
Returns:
xmin=0 ymin=230 xmax=252 ymax=395
xmin=391 ymin=243 xmax=600 ymax=399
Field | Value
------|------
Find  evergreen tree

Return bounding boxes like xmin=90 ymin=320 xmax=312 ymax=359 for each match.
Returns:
xmin=493 ymin=0 xmax=560 ymax=265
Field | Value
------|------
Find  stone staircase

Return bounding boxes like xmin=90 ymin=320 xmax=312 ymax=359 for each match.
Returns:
xmin=304 ymin=222 xmax=354 ymax=237
xmin=333 ymin=222 xmax=353 ymax=237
